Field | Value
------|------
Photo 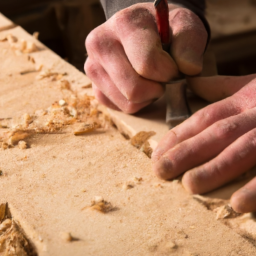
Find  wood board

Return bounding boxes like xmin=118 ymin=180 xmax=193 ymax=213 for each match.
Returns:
xmin=0 ymin=14 xmax=256 ymax=256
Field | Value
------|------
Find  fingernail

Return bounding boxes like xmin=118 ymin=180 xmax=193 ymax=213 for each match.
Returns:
xmin=152 ymin=156 xmax=173 ymax=180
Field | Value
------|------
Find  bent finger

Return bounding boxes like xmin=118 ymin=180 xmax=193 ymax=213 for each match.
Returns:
xmin=85 ymin=58 xmax=152 ymax=113
xmin=153 ymin=108 xmax=256 ymax=180
xmin=92 ymin=84 xmax=120 ymax=111
xmin=169 ymin=8 xmax=207 ymax=75
xmin=231 ymin=176 xmax=256 ymax=213
xmin=182 ymin=127 xmax=256 ymax=195
xmin=113 ymin=4 xmax=179 ymax=82
xmin=152 ymin=96 xmax=243 ymax=161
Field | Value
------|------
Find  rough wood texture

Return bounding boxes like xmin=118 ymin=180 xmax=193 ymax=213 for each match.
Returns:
xmin=1 ymin=16 xmax=256 ymax=256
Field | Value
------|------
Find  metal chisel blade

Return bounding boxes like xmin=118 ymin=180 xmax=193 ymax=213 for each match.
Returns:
xmin=165 ymin=81 xmax=191 ymax=129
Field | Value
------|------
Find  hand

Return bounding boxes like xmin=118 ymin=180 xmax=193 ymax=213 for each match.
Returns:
xmin=152 ymin=74 xmax=256 ymax=213
xmin=84 ymin=3 xmax=207 ymax=113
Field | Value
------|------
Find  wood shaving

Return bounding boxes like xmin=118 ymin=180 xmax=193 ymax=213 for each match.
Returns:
xmin=140 ymin=140 xmax=153 ymax=158
xmin=1 ymin=142 xmax=8 ymax=150
xmin=130 ymin=131 xmax=155 ymax=157
xmin=24 ymin=41 xmax=37 ymax=53
xmin=81 ymin=84 xmax=92 ymax=89
xmin=36 ymin=69 xmax=66 ymax=81
xmin=165 ymin=241 xmax=177 ymax=251
xmin=18 ymin=141 xmax=27 ymax=150
xmin=122 ymin=182 xmax=134 ymax=190
xmin=133 ymin=177 xmax=143 ymax=184
xmin=32 ymin=32 xmax=39 ymax=39
xmin=7 ymin=34 xmax=17 ymax=44
xmin=0 ymin=219 xmax=37 ymax=256
xmin=0 ymin=219 xmax=12 ymax=232
xmin=0 ymin=203 xmax=7 ymax=222
xmin=83 ymin=196 xmax=114 ymax=213
xmin=60 ymin=232 xmax=73 ymax=242
xmin=214 ymin=204 xmax=241 ymax=220
xmin=8 ymin=131 xmax=30 ymax=146
xmin=58 ymin=80 xmax=71 ymax=90
xmin=6 ymin=34 xmax=38 ymax=54
xmin=73 ymin=123 xmax=99 ymax=135
xmin=58 ymin=100 xmax=66 ymax=106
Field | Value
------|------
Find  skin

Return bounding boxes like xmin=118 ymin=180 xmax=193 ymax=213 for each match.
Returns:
xmin=85 ymin=3 xmax=256 ymax=213
xmin=152 ymin=75 xmax=256 ymax=213
xmin=85 ymin=3 xmax=207 ymax=114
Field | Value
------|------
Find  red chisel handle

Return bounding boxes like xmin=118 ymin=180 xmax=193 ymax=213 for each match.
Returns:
xmin=154 ymin=0 xmax=170 ymax=51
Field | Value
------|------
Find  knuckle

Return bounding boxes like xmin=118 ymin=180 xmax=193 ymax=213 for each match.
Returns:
xmin=84 ymin=60 xmax=99 ymax=80
xmin=114 ymin=6 xmax=152 ymax=30
xmin=133 ymin=61 xmax=153 ymax=78
xmin=122 ymin=101 xmax=138 ymax=114
xmin=214 ymin=120 xmax=238 ymax=140
xmin=125 ymin=85 xmax=139 ymax=102
xmin=85 ymin=28 xmax=99 ymax=52
xmin=85 ymin=26 xmax=115 ymax=55
xmin=196 ymin=106 xmax=215 ymax=126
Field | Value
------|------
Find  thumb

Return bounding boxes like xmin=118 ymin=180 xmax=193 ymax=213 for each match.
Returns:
xmin=187 ymin=74 xmax=256 ymax=102
xmin=169 ymin=8 xmax=207 ymax=75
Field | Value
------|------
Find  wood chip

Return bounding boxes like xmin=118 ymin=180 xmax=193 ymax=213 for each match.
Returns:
xmin=18 ymin=141 xmax=27 ymax=149
xmin=0 ymin=203 xmax=7 ymax=222
xmin=33 ymin=31 xmax=39 ymax=39
xmin=73 ymin=123 xmax=98 ymax=135
xmin=0 ymin=219 xmax=12 ymax=232
xmin=130 ymin=131 xmax=156 ymax=149
xmin=214 ymin=204 xmax=241 ymax=220
xmin=60 ymin=232 xmax=73 ymax=242
xmin=83 ymin=196 xmax=114 ymax=213
xmin=8 ymin=131 xmax=29 ymax=145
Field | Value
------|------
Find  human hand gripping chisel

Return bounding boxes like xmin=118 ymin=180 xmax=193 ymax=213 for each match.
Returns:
xmin=154 ymin=0 xmax=191 ymax=128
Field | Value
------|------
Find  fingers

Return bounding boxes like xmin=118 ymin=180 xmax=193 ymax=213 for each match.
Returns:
xmin=187 ymin=74 xmax=256 ymax=103
xmin=182 ymin=126 xmax=256 ymax=196
xmin=85 ymin=58 xmax=152 ymax=113
xmin=169 ymin=8 xmax=208 ymax=75
xmin=152 ymin=96 xmax=242 ymax=162
xmin=113 ymin=4 xmax=179 ymax=82
xmin=153 ymin=107 xmax=256 ymax=180
xmin=92 ymin=84 xmax=120 ymax=111
xmin=231 ymin=177 xmax=256 ymax=213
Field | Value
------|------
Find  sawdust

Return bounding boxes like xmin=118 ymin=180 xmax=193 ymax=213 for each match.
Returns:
xmin=0 ymin=203 xmax=37 ymax=256
xmin=0 ymin=79 xmax=110 ymax=150
xmin=2 ymin=34 xmax=38 ymax=54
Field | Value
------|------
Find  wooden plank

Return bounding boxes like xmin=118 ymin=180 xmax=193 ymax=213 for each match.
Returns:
xmin=0 ymin=13 xmax=15 ymax=31
xmin=0 ymin=23 xmax=256 ymax=256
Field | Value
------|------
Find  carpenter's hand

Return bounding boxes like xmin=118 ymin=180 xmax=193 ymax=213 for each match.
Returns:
xmin=152 ymin=74 xmax=256 ymax=213
xmin=84 ymin=3 xmax=207 ymax=113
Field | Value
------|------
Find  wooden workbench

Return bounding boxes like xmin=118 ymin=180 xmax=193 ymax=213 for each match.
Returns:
xmin=0 ymin=14 xmax=256 ymax=256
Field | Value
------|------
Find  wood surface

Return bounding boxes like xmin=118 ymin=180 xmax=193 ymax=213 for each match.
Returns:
xmin=0 ymin=13 xmax=15 ymax=31
xmin=0 ymin=14 xmax=256 ymax=256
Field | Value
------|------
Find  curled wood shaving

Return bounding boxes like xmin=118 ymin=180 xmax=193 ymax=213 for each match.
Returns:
xmin=214 ymin=204 xmax=241 ymax=220
xmin=130 ymin=131 xmax=155 ymax=158
xmin=73 ymin=123 xmax=100 ymax=135
xmin=83 ymin=196 xmax=114 ymax=213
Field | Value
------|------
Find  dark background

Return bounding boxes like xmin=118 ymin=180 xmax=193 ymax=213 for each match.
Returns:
xmin=1 ymin=0 xmax=256 ymax=76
